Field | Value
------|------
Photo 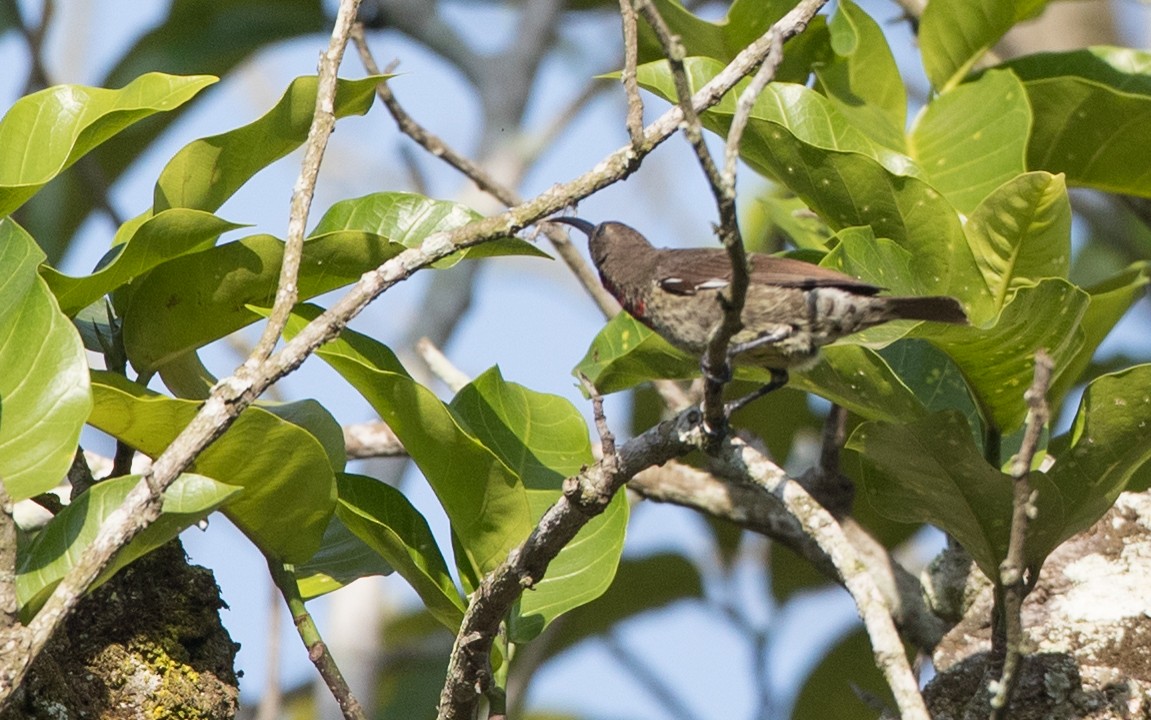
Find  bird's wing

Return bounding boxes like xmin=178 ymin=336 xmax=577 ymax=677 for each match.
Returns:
xmin=657 ymin=251 xmax=884 ymax=296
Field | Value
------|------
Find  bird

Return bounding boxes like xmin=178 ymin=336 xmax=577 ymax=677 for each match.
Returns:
xmin=551 ymin=217 xmax=968 ymax=404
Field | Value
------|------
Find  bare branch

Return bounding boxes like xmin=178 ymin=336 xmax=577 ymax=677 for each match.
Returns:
xmin=619 ymin=0 xmax=646 ymax=150
xmin=989 ymin=350 xmax=1054 ymax=718
xmin=344 ymin=421 xmax=407 ymax=459
xmin=252 ymin=0 xmax=362 ymax=362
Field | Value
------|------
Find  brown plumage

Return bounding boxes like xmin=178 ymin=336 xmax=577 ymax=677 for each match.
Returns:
xmin=552 ymin=217 xmax=967 ymax=371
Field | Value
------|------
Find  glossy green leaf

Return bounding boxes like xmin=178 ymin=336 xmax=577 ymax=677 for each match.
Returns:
xmin=16 ymin=473 xmax=239 ymax=618
xmin=964 ymin=172 xmax=1071 ymax=312
xmin=849 ymin=410 xmax=1064 ymax=579
xmin=1045 ymin=365 xmax=1151 ymax=544
xmin=1006 ymin=47 xmax=1151 ymax=197
xmin=0 ymin=219 xmax=92 ymax=500
xmin=311 ymin=192 xmax=549 ymax=266
xmin=41 ymin=209 xmax=243 ymax=316
xmin=451 ymin=367 xmax=627 ymax=642
xmin=928 ymin=279 xmax=1088 ymax=432
xmin=260 ymin=398 xmax=346 ymax=473
xmin=154 ymin=75 xmax=382 ymax=212
xmin=87 ymin=371 xmax=336 ymax=562
xmin=0 ymin=73 xmax=215 ymax=216
xmin=816 ymin=0 xmax=905 ymax=150
xmin=281 ymin=305 xmax=534 ymax=575
xmin=755 ymin=193 xmax=832 ymax=252
xmin=919 ymin=0 xmax=1049 ymax=90
xmin=295 ymin=512 xmax=396 ymax=601
xmin=908 ymin=70 xmax=1032 ymax=214
xmin=335 ymin=473 xmax=466 ymax=629
xmin=121 ymin=231 xmax=405 ymax=372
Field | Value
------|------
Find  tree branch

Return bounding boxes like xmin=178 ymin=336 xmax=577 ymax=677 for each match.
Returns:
xmin=252 ymin=0 xmax=362 ymax=361
xmin=989 ymin=350 xmax=1054 ymax=718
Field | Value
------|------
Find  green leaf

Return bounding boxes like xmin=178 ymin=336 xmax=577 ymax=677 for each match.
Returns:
xmin=87 ymin=371 xmax=336 ymax=561
xmin=154 ymin=75 xmax=382 ymax=212
xmin=41 ymin=209 xmax=243 ymax=316
xmin=312 ymin=192 xmax=549 ymax=266
xmin=121 ymin=231 xmax=405 ymax=372
xmin=919 ymin=0 xmax=1049 ymax=90
xmin=1006 ymin=47 xmax=1151 ymax=197
xmin=280 ymin=305 xmax=534 ymax=575
xmin=1049 ymin=263 xmax=1151 ymax=405
xmin=335 ymin=473 xmax=466 ymax=630
xmin=260 ymin=399 xmax=346 ymax=473
xmin=849 ymin=410 xmax=1064 ymax=579
xmin=16 ymin=473 xmax=239 ymax=618
xmin=635 ymin=0 xmax=793 ymax=66
xmin=815 ymin=0 xmax=906 ymax=150
xmin=908 ymin=70 xmax=1032 ymax=214
xmin=964 ymin=172 xmax=1071 ymax=312
xmin=295 ymin=512 xmax=396 ymax=601
xmin=0 ymin=220 xmax=92 ymax=500
xmin=1045 ymin=365 xmax=1151 ymax=544
xmin=0 ymin=73 xmax=215 ymax=216
xmin=451 ymin=368 xmax=628 ymax=642
xmin=929 ymin=279 xmax=1088 ymax=433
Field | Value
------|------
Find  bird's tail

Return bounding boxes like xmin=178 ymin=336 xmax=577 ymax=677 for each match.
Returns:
xmin=883 ymin=295 xmax=969 ymax=324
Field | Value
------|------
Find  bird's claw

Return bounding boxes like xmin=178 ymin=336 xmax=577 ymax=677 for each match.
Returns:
xmin=723 ymin=369 xmax=789 ymax=416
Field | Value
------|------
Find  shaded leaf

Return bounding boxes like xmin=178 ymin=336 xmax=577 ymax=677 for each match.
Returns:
xmin=336 ymin=472 xmax=466 ymax=629
xmin=1006 ymin=47 xmax=1151 ymax=197
xmin=87 ymin=371 xmax=336 ymax=561
xmin=848 ymin=410 xmax=1064 ymax=579
xmin=295 ymin=512 xmax=396 ymax=601
xmin=0 ymin=219 xmax=91 ymax=500
xmin=789 ymin=628 xmax=890 ymax=720
xmin=16 ymin=473 xmax=239 ymax=619
xmin=1046 ymin=365 xmax=1151 ymax=541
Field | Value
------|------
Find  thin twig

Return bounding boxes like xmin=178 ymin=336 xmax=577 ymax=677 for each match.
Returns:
xmin=989 ymin=350 xmax=1054 ymax=718
xmin=619 ymin=0 xmax=646 ymax=150
xmin=252 ymin=0 xmax=362 ymax=362
xmin=0 ymin=3 xmax=824 ymax=705
xmin=267 ymin=558 xmax=368 ymax=720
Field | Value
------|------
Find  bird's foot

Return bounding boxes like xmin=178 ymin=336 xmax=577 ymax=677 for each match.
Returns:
xmin=700 ymin=354 xmax=733 ymax=385
xmin=728 ymin=326 xmax=792 ymax=359
xmin=724 ymin=369 xmax=789 ymax=416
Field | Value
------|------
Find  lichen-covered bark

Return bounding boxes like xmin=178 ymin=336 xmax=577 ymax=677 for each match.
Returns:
xmin=918 ymin=492 xmax=1151 ymax=718
xmin=2 ymin=541 xmax=239 ymax=719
